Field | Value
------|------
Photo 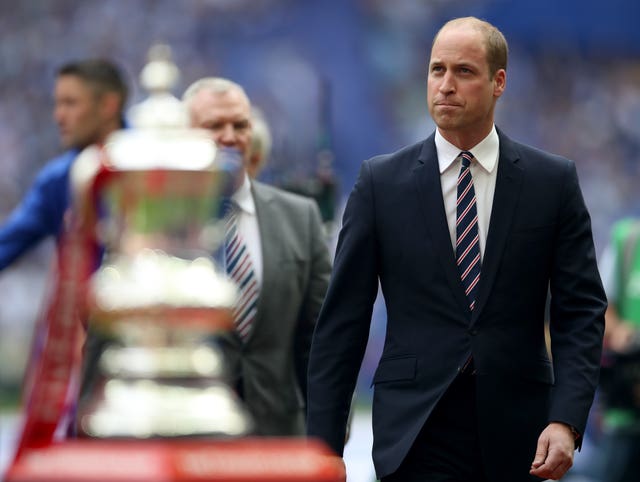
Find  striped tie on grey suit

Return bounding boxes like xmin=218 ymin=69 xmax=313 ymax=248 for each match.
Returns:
xmin=223 ymin=200 xmax=259 ymax=341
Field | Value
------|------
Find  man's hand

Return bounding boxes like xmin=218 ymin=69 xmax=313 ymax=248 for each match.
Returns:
xmin=529 ymin=422 xmax=575 ymax=480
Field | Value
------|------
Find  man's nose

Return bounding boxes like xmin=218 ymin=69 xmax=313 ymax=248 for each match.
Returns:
xmin=217 ymin=124 xmax=236 ymax=145
xmin=439 ymin=72 xmax=456 ymax=93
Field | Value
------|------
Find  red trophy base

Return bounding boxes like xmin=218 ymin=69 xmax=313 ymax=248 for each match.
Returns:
xmin=6 ymin=438 xmax=345 ymax=482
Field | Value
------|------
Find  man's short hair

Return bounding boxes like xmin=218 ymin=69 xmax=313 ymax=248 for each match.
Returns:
xmin=182 ymin=77 xmax=249 ymax=107
xmin=434 ymin=17 xmax=508 ymax=78
xmin=58 ymin=59 xmax=128 ymax=112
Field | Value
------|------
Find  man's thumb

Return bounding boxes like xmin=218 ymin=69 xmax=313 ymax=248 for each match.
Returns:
xmin=531 ymin=437 xmax=548 ymax=469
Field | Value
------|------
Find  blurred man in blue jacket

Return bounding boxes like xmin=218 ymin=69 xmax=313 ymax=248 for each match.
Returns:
xmin=0 ymin=59 xmax=128 ymax=269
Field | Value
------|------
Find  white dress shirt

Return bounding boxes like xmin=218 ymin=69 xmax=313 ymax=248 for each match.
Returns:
xmin=435 ymin=126 xmax=500 ymax=259
xmin=231 ymin=172 xmax=263 ymax=285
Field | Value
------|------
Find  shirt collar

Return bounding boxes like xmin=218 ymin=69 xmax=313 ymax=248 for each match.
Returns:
xmin=435 ymin=125 xmax=499 ymax=174
xmin=231 ymin=171 xmax=256 ymax=215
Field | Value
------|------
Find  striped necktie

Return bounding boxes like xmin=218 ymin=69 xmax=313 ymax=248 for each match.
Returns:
xmin=223 ymin=200 xmax=259 ymax=341
xmin=456 ymin=151 xmax=481 ymax=311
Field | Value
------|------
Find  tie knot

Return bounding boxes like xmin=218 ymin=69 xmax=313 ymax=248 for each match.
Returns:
xmin=460 ymin=151 xmax=474 ymax=168
xmin=220 ymin=198 xmax=237 ymax=218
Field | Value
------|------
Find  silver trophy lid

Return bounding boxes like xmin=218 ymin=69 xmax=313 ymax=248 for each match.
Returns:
xmin=128 ymin=43 xmax=188 ymax=129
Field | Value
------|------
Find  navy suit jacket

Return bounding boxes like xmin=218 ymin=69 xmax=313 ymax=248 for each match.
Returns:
xmin=306 ymin=129 xmax=606 ymax=481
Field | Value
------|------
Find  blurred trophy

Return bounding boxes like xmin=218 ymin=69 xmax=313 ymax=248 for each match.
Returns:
xmin=72 ymin=44 xmax=253 ymax=439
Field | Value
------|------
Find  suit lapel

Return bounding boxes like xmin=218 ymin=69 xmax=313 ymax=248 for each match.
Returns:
xmin=412 ymin=138 xmax=470 ymax=311
xmin=247 ymin=181 xmax=276 ymax=341
xmin=471 ymin=133 xmax=523 ymax=322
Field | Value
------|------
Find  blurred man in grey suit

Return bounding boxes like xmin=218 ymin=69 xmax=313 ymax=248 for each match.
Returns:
xmin=183 ymin=77 xmax=331 ymax=436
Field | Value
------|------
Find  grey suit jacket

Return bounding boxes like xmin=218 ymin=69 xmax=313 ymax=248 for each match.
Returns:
xmin=218 ymin=180 xmax=332 ymax=436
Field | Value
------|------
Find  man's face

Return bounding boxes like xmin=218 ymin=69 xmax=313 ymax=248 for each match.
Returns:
xmin=53 ymin=75 xmax=106 ymax=149
xmin=427 ymin=24 xmax=505 ymax=139
xmin=188 ymin=88 xmax=253 ymax=166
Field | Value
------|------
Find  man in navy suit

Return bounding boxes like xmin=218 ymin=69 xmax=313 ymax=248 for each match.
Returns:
xmin=306 ymin=16 xmax=606 ymax=482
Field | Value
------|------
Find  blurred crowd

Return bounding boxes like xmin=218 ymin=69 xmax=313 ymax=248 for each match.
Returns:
xmin=1 ymin=0 xmax=640 ymax=402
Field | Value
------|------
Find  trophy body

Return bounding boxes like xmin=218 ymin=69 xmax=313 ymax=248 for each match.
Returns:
xmin=74 ymin=130 xmax=253 ymax=439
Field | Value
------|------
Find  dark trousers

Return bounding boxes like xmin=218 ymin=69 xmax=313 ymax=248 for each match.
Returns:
xmin=382 ymin=371 xmax=489 ymax=482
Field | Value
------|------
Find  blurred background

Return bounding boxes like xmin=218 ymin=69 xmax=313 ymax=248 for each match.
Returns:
xmin=1 ymin=0 xmax=639 ymax=480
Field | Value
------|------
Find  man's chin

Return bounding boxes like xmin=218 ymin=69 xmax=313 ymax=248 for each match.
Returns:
xmin=60 ymin=135 xmax=77 ymax=149
xmin=434 ymin=119 xmax=460 ymax=131
xmin=64 ymin=138 xmax=91 ymax=150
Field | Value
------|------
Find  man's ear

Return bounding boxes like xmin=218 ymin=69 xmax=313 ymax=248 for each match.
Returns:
xmin=493 ymin=69 xmax=506 ymax=98
xmin=100 ymin=91 xmax=122 ymax=120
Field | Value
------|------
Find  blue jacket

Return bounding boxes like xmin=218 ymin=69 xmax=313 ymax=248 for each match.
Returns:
xmin=0 ymin=148 xmax=79 ymax=270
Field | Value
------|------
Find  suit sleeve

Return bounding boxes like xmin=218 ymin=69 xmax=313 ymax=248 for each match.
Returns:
xmin=306 ymin=160 xmax=380 ymax=455
xmin=294 ymin=200 xmax=332 ymax=401
xmin=548 ymin=160 xmax=607 ymax=437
